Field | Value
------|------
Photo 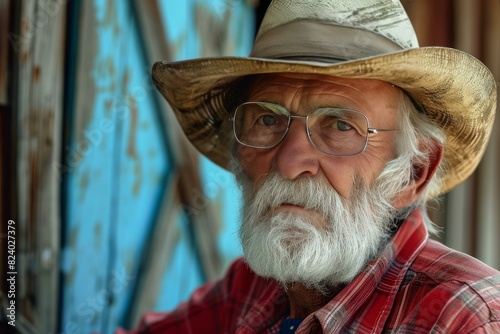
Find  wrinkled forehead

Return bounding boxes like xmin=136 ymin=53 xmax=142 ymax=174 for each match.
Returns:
xmin=242 ymin=73 xmax=401 ymax=121
xmin=246 ymin=73 xmax=397 ymax=99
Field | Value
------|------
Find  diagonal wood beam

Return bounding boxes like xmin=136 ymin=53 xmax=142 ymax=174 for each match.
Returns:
xmin=126 ymin=0 xmax=223 ymax=326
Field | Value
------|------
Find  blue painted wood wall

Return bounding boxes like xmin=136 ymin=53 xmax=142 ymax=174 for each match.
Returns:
xmin=60 ymin=1 xmax=254 ymax=333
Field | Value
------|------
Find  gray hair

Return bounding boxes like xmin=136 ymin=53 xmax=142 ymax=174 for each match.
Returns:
xmin=378 ymin=90 xmax=446 ymax=234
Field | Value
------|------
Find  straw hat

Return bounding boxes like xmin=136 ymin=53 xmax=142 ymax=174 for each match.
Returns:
xmin=152 ymin=0 xmax=497 ymax=196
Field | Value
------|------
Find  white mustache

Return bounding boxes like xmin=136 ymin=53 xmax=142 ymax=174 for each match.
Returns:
xmin=248 ymin=173 xmax=349 ymax=221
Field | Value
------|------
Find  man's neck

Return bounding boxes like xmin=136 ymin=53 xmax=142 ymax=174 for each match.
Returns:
xmin=285 ymin=282 xmax=345 ymax=319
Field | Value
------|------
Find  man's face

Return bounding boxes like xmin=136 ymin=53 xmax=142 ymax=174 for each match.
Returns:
xmin=237 ymin=73 xmax=401 ymax=208
xmin=234 ymin=73 xmax=408 ymax=290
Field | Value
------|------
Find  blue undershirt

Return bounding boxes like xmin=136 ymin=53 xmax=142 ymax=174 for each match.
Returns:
xmin=280 ymin=317 xmax=304 ymax=334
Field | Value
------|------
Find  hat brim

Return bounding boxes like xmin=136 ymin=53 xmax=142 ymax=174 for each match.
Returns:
xmin=152 ymin=46 xmax=497 ymax=197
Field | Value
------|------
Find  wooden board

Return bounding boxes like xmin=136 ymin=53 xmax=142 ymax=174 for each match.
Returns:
xmin=59 ymin=1 xmax=255 ymax=333
xmin=0 ymin=0 xmax=10 ymax=104
xmin=14 ymin=0 xmax=66 ymax=332
xmin=59 ymin=1 xmax=169 ymax=333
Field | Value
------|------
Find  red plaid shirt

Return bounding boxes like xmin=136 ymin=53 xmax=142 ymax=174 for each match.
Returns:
xmin=120 ymin=209 xmax=500 ymax=333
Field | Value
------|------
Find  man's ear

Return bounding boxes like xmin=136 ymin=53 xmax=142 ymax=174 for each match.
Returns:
xmin=392 ymin=142 xmax=444 ymax=209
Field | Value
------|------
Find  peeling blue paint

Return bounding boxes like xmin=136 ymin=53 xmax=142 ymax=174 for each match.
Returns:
xmin=60 ymin=0 xmax=254 ymax=332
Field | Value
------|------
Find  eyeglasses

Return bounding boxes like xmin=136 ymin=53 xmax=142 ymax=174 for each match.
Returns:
xmin=231 ymin=102 xmax=398 ymax=156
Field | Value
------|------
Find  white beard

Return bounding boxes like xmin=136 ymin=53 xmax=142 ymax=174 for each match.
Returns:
xmin=235 ymin=168 xmax=403 ymax=293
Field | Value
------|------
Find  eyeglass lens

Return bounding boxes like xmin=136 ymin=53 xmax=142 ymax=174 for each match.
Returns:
xmin=233 ymin=102 xmax=370 ymax=156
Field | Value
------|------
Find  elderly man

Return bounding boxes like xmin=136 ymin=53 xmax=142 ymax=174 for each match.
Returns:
xmin=124 ymin=0 xmax=500 ymax=333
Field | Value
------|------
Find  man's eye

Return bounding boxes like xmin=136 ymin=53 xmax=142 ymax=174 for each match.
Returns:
xmin=336 ymin=120 xmax=353 ymax=131
xmin=258 ymin=114 xmax=278 ymax=126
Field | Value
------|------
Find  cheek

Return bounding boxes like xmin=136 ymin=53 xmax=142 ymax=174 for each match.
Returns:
xmin=320 ymin=155 xmax=386 ymax=198
xmin=237 ymin=146 xmax=273 ymax=180
xmin=319 ymin=158 xmax=355 ymax=198
xmin=357 ymin=138 xmax=397 ymax=180
xmin=237 ymin=146 xmax=256 ymax=166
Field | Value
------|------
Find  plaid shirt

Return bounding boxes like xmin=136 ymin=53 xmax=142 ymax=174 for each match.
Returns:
xmin=121 ymin=209 xmax=500 ymax=333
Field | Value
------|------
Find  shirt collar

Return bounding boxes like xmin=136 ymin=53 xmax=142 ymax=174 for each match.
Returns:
xmin=309 ymin=208 xmax=429 ymax=332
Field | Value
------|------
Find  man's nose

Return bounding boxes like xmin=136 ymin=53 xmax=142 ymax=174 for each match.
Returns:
xmin=272 ymin=119 xmax=320 ymax=179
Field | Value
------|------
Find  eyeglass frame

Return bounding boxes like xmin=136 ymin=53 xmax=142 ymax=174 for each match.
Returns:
xmin=230 ymin=101 xmax=399 ymax=156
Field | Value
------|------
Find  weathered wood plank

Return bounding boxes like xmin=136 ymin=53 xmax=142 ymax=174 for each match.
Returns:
xmin=14 ymin=0 xmax=66 ymax=332
xmin=125 ymin=1 xmax=258 ymax=321
xmin=475 ymin=0 xmax=500 ymax=269
xmin=60 ymin=1 xmax=171 ymax=333
xmin=127 ymin=171 xmax=182 ymax=328
xmin=60 ymin=0 xmax=141 ymax=332
xmin=0 ymin=0 xmax=10 ymax=104
xmin=125 ymin=0 xmax=225 ymax=320
xmin=0 ymin=106 xmax=7 ymax=294
xmin=105 ymin=11 xmax=171 ymax=329
xmin=131 ymin=0 xmax=186 ymax=167
xmin=0 ymin=0 xmax=12 ymax=105
xmin=444 ymin=0 xmax=482 ymax=257
xmin=59 ymin=0 xmax=118 ymax=332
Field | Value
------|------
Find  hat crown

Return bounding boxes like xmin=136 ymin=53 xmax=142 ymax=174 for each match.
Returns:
xmin=252 ymin=0 xmax=419 ymax=61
